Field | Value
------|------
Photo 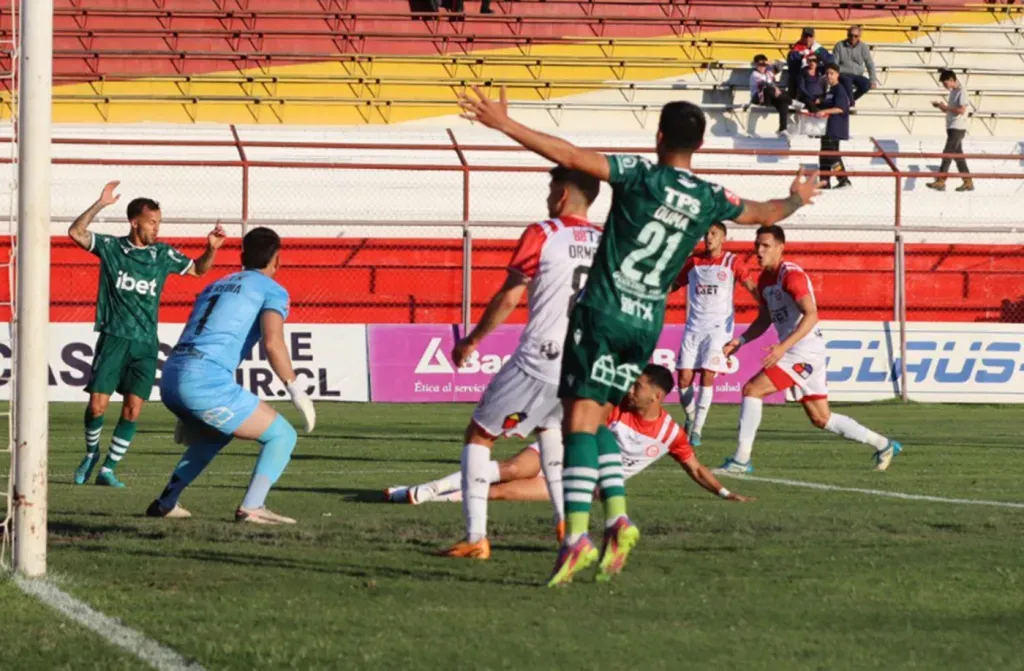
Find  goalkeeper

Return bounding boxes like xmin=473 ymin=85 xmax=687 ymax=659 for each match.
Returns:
xmin=146 ymin=227 xmax=316 ymax=525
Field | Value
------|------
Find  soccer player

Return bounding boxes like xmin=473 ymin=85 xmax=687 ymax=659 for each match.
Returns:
xmin=458 ymin=87 xmax=818 ymax=585
xmin=717 ymin=225 xmax=902 ymax=473
xmin=146 ymin=227 xmax=316 ymax=524
xmin=70 ymin=181 xmax=226 ymax=488
xmin=442 ymin=167 xmax=601 ymax=559
xmin=675 ymin=222 xmax=757 ymax=447
xmin=387 ymin=365 xmax=753 ymax=507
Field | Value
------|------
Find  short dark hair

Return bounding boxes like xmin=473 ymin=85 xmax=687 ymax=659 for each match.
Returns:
xmin=126 ymin=197 xmax=159 ymax=221
xmin=642 ymin=364 xmax=674 ymax=395
xmin=710 ymin=222 xmax=727 ymax=236
xmin=939 ymin=69 xmax=957 ymax=83
xmin=824 ymin=63 xmax=841 ymax=75
xmin=550 ymin=166 xmax=600 ymax=205
xmin=241 ymin=226 xmax=281 ymax=270
xmin=756 ymin=224 xmax=785 ymax=244
xmin=753 ymin=54 xmax=768 ymax=65
xmin=657 ymin=101 xmax=706 ymax=154
xmin=802 ymin=27 xmax=815 ymax=37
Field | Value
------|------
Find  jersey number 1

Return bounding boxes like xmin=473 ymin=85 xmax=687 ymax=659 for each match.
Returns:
xmin=620 ymin=221 xmax=683 ymax=288
xmin=195 ymin=295 xmax=220 ymax=335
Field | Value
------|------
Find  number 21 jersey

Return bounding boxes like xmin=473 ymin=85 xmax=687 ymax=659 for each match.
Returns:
xmin=507 ymin=215 xmax=602 ymax=383
xmin=580 ymin=155 xmax=745 ymax=329
xmin=172 ymin=269 xmax=290 ymax=373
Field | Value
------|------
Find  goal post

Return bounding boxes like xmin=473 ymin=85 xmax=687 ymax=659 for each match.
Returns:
xmin=13 ymin=0 xmax=53 ymax=577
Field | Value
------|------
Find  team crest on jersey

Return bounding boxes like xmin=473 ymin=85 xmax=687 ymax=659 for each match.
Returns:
xmin=792 ymin=363 xmax=813 ymax=379
xmin=502 ymin=413 xmax=527 ymax=431
xmin=539 ymin=340 xmax=561 ymax=361
xmin=645 ymin=445 xmax=659 ymax=458
xmin=717 ymin=271 xmax=728 ymax=281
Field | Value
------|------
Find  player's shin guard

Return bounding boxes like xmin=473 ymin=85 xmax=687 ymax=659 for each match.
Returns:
xmin=562 ymin=432 xmax=599 ymax=544
xmin=241 ymin=415 xmax=297 ymax=510
xmin=693 ymin=385 xmax=714 ymax=435
xmin=100 ymin=419 xmax=136 ymax=473
xmin=596 ymin=426 xmax=627 ymax=527
xmin=734 ymin=396 xmax=763 ymax=464
xmin=824 ymin=413 xmax=889 ymax=451
xmin=84 ymin=407 xmax=103 ymax=456
xmin=538 ymin=427 xmax=565 ymax=524
xmin=157 ymin=435 xmax=232 ymax=509
xmin=461 ymin=443 xmax=495 ymax=543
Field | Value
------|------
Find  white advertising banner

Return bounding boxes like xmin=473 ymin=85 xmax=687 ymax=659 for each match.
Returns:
xmin=0 ymin=323 xmax=369 ymax=402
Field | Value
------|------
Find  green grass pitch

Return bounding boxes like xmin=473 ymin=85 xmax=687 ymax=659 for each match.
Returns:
xmin=2 ymin=401 xmax=1023 ymax=670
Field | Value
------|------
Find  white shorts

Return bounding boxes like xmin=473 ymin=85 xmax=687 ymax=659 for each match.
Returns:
xmin=524 ymin=443 xmax=657 ymax=480
xmin=676 ymin=327 xmax=735 ymax=374
xmin=765 ymin=350 xmax=829 ymax=402
xmin=472 ymin=362 xmax=561 ymax=439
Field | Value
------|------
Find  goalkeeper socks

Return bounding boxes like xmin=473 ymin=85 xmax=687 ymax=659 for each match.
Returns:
xmin=538 ymin=428 xmax=565 ymax=523
xmin=242 ymin=415 xmax=297 ymax=509
xmin=693 ymin=385 xmax=714 ymax=435
xmin=100 ymin=418 xmax=136 ymax=473
xmin=158 ymin=435 xmax=231 ymax=510
xmin=562 ymin=432 xmax=599 ymax=544
xmin=461 ymin=443 xmax=493 ymax=543
xmin=84 ymin=409 xmax=104 ymax=455
xmin=824 ymin=413 xmax=889 ymax=451
xmin=734 ymin=396 xmax=763 ymax=464
xmin=596 ymin=425 xmax=627 ymax=527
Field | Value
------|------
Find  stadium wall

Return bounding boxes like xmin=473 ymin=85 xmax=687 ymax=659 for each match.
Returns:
xmin=3 ymin=321 xmax=1022 ymax=404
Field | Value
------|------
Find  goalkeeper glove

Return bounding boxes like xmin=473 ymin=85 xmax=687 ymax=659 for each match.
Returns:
xmin=286 ymin=379 xmax=316 ymax=433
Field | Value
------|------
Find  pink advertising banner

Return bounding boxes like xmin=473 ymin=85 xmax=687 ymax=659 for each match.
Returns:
xmin=367 ymin=324 xmax=785 ymax=404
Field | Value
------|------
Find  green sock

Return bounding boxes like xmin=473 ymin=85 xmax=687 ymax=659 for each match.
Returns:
xmin=101 ymin=418 xmax=137 ymax=472
xmin=597 ymin=425 xmax=627 ymax=526
xmin=562 ymin=432 xmax=599 ymax=544
xmin=84 ymin=407 xmax=104 ymax=456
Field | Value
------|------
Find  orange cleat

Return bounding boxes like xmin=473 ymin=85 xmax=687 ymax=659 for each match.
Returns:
xmin=439 ymin=538 xmax=491 ymax=559
xmin=555 ymin=520 xmax=565 ymax=544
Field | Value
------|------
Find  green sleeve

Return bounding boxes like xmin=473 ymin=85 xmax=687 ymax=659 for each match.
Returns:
xmin=708 ymin=182 xmax=745 ymax=223
xmin=88 ymin=232 xmax=114 ymax=261
xmin=161 ymin=244 xmax=194 ymax=277
xmin=605 ymin=154 xmax=654 ymax=190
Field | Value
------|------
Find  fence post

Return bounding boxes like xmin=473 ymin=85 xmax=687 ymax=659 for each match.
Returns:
xmin=462 ymin=224 xmax=472 ymax=335
xmin=230 ymin=123 xmax=249 ymax=264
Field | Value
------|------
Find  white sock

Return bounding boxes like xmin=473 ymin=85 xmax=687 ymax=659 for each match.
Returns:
xmin=461 ymin=443 xmax=493 ymax=542
xmin=680 ymin=384 xmax=696 ymax=420
xmin=538 ymin=428 xmax=565 ymax=523
xmin=733 ymin=396 xmax=763 ymax=464
xmin=824 ymin=413 xmax=889 ymax=451
xmin=416 ymin=470 xmax=462 ymax=503
xmin=693 ymin=385 xmax=714 ymax=435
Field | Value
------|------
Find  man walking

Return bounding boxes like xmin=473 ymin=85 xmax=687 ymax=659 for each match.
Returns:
xmin=927 ymin=70 xmax=973 ymax=192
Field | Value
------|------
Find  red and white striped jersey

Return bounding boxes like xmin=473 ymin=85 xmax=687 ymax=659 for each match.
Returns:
xmin=677 ymin=252 xmax=751 ymax=332
xmin=607 ymin=405 xmax=693 ymax=477
xmin=757 ymin=261 xmax=825 ymax=359
xmin=506 ymin=215 xmax=602 ymax=383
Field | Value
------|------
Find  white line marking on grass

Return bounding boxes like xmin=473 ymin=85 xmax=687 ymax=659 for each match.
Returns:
xmin=719 ymin=473 xmax=1024 ymax=510
xmin=14 ymin=574 xmax=205 ymax=671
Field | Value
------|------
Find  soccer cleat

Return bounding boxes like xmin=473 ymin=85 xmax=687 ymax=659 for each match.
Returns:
xmin=439 ymin=538 xmax=491 ymax=560
xmin=555 ymin=520 xmax=565 ymax=544
xmin=94 ymin=470 xmax=126 ymax=488
xmin=384 ymin=486 xmax=411 ymax=503
xmin=713 ymin=457 xmax=754 ymax=474
xmin=235 ymin=507 xmax=297 ymax=525
xmin=73 ymin=453 xmax=99 ymax=485
xmin=596 ymin=517 xmax=641 ymax=582
xmin=873 ymin=441 xmax=902 ymax=472
xmin=145 ymin=500 xmax=192 ymax=519
xmin=547 ymin=534 xmax=599 ymax=587
xmin=689 ymin=432 xmax=702 ymax=448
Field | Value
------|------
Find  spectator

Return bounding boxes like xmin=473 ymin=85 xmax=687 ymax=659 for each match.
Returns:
xmin=796 ymin=54 xmax=826 ymax=111
xmin=927 ymin=69 xmax=973 ymax=192
xmin=481 ymin=0 xmax=493 ymax=13
xmin=750 ymin=54 xmax=792 ymax=137
xmin=786 ymin=27 xmax=817 ymax=99
xmin=815 ymin=64 xmax=852 ymax=189
xmin=833 ymin=25 xmax=877 ymax=102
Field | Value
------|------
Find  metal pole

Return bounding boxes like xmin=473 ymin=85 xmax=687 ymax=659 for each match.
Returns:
xmin=14 ymin=0 xmax=53 ymax=577
xmin=897 ymin=233 xmax=908 ymax=403
xmin=461 ymin=225 xmax=472 ymax=335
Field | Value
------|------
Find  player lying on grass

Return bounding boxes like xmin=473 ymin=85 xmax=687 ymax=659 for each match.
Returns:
xmin=146 ymin=227 xmax=316 ymax=525
xmin=674 ymin=222 xmax=758 ymax=448
xmin=717 ymin=224 xmax=902 ymax=474
xmin=387 ymin=365 xmax=752 ymax=511
xmin=441 ymin=168 xmax=601 ymax=560
xmin=70 ymin=181 xmax=226 ymax=488
xmin=458 ymin=87 xmax=817 ymax=586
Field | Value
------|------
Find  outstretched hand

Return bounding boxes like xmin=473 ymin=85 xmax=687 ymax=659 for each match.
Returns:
xmin=789 ymin=167 xmax=820 ymax=206
xmin=98 ymin=181 xmax=121 ymax=208
xmin=458 ymin=85 xmax=511 ymax=131
xmin=207 ymin=223 xmax=227 ymax=250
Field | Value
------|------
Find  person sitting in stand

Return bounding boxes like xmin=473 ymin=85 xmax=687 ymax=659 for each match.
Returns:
xmin=750 ymin=54 xmax=793 ymax=138
xmin=796 ymin=54 xmax=826 ymax=112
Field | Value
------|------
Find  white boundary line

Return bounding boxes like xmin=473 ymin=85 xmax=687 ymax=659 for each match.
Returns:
xmin=720 ymin=473 xmax=1024 ymax=510
xmin=13 ymin=574 xmax=205 ymax=671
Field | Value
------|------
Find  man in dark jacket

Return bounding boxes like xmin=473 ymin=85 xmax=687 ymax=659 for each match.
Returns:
xmin=815 ymin=64 xmax=852 ymax=189
xmin=796 ymin=54 xmax=826 ymax=111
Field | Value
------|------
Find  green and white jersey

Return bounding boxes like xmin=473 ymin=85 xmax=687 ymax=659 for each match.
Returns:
xmin=579 ymin=154 xmax=746 ymax=328
xmin=89 ymin=233 xmax=194 ymax=343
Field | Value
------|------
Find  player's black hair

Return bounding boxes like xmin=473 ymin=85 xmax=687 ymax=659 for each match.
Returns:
xmin=550 ymin=166 xmax=600 ymax=205
xmin=824 ymin=63 xmax=841 ymax=75
xmin=126 ymin=197 xmax=160 ymax=221
xmin=657 ymin=101 xmax=706 ymax=154
xmin=756 ymin=224 xmax=786 ymax=244
xmin=242 ymin=226 xmax=282 ymax=270
xmin=709 ymin=221 xmax=728 ymax=236
xmin=939 ymin=69 xmax=957 ymax=83
xmin=642 ymin=364 xmax=675 ymax=395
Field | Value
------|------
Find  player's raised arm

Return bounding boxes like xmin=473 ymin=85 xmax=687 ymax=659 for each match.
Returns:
xmin=185 ymin=223 xmax=228 ymax=277
xmin=452 ymin=271 xmax=528 ymax=368
xmin=68 ymin=181 xmax=121 ymax=250
xmin=458 ymin=86 xmax=611 ymax=181
xmin=260 ymin=310 xmax=316 ymax=433
xmin=732 ymin=168 xmax=820 ymax=226
xmin=668 ymin=442 xmax=753 ymax=502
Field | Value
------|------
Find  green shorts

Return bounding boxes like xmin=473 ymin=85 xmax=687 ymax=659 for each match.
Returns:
xmin=85 ymin=333 xmax=159 ymax=401
xmin=558 ymin=303 xmax=661 ymax=407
